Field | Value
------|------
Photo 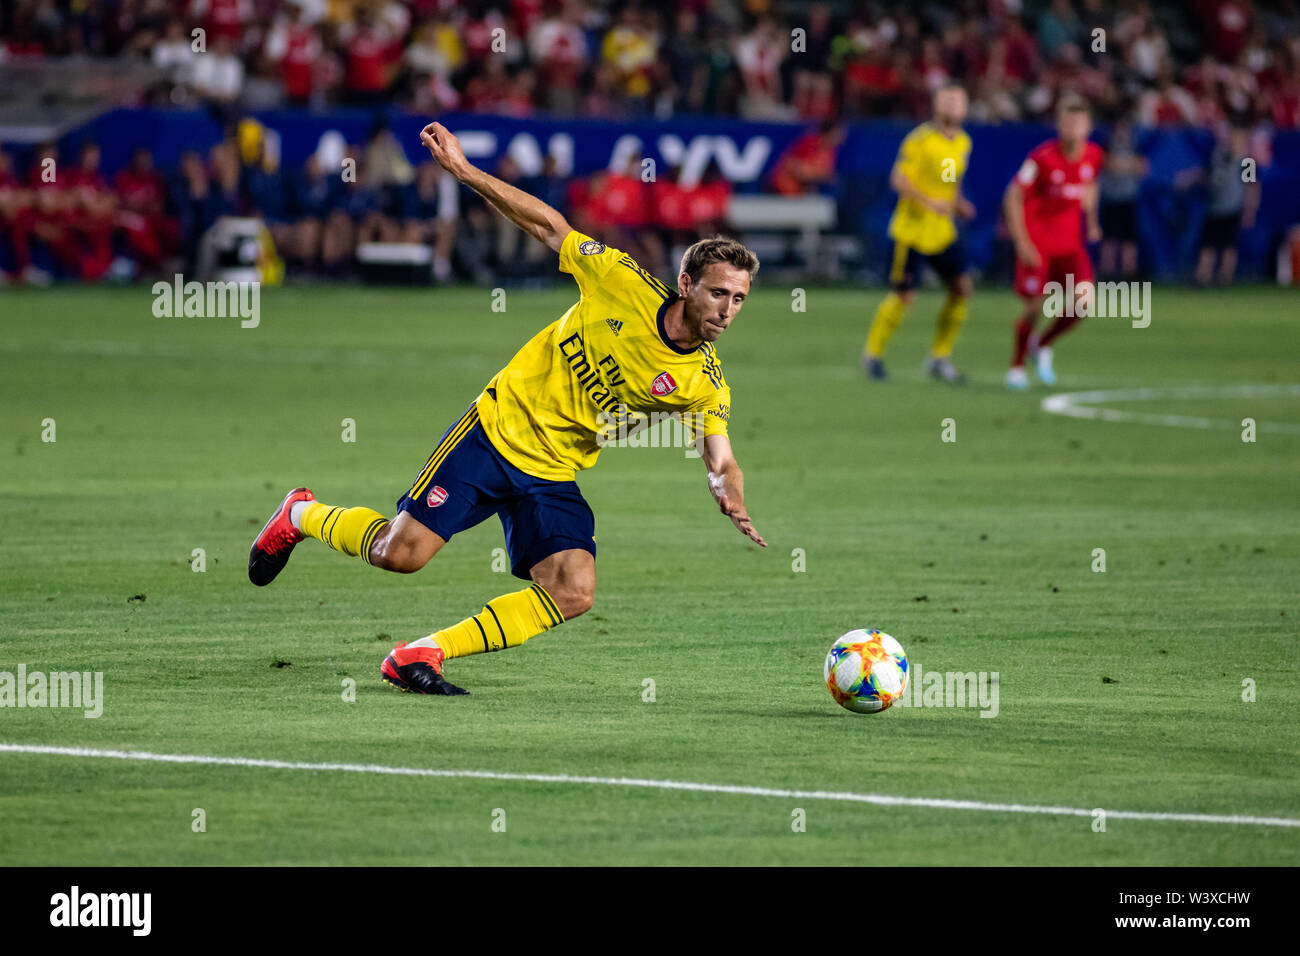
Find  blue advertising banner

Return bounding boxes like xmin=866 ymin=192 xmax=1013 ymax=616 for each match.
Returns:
xmin=50 ymin=107 xmax=1300 ymax=280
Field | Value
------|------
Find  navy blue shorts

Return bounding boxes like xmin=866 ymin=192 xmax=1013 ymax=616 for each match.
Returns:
xmin=395 ymin=403 xmax=596 ymax=580
xmin=887 ymin=239 xmax=967 ymax=292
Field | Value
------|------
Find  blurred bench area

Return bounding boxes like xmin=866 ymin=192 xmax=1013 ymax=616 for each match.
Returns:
xmin=2 ymin=105 xmax=1298 ymax=286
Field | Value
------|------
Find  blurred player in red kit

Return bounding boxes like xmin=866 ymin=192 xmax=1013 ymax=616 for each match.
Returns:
xmin=1003 ymin=96 xmax=1104 ymax=388
xmin=65 ymin=141 xmax=118 ymax=281
xmin=115 ymin=147 xmax=179 ymax=275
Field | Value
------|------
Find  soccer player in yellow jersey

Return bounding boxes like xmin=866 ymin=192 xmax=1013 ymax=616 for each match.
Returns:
xmin=247 ymin=121 xmax=765 ymax=695
xmin=863 ymin=84 xmax=976 ymax=383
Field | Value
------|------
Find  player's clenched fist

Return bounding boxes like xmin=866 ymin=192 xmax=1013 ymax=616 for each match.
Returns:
xmin=420 ymin=122 xmax=470 ymax=180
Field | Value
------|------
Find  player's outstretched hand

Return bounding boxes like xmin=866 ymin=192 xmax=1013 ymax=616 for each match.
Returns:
xmin=420 ymin=122 xmax=470 ymax=180
xmin=719 ymin=496 xmax=766 ymax=548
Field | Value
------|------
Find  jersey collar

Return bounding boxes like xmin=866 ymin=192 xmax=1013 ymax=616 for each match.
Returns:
xmin=657 ymin=293 xmax=701 ymax=354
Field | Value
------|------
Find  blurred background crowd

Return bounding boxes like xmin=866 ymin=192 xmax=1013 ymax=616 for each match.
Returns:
xmin=1 ymin=0 xmax=1298 ymax=285
xmin=3 ymin=0 xmax=1299 ymax=125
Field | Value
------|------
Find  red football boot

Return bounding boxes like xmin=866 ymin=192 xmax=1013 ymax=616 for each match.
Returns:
xmin=381 ymin=641 xmax=468 ymax=696
xmin=248 ymin=487 xmax=314 ymax=587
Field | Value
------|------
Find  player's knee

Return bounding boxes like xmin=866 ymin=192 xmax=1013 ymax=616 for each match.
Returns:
xmin=369 ymin=528 xmax=427 ymax=574
xmin=953 ymin=275 xmax=973 ymax=298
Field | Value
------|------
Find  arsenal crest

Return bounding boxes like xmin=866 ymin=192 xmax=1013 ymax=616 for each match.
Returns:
xmin=427 ymin=485 xmax=449 ymax=508
xmin=651 ymin=371 xmax=677 ymax=396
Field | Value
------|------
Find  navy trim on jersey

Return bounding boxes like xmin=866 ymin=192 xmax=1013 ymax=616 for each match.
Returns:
xmin=618 ymin=257 xmax=670 ymax=301
xmin=656 ymin=294 xmax=700 ymax=354
xmin=700 ymin=342 xmax=724 ymax=388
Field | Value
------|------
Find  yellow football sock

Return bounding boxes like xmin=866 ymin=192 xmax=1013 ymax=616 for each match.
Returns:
xmin=865 ymin=293 xmax=907 ymax=357
xmin=931 ymin=293 xmax=968 ymax=359
xmin=427 ymin=585 xmax=564 ymax=659
xmin=299 ymin=501 xmax=388 ymax=564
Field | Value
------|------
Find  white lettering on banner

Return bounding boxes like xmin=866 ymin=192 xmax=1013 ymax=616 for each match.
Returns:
xmin=455 ymin=129 xmax=773 ymax=184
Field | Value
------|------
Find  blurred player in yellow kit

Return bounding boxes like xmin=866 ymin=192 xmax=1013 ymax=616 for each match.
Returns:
xmin=863 ymin=84 xmax=976 ymax=383
xmin=247 ymin=122 xmax=765 ymax=696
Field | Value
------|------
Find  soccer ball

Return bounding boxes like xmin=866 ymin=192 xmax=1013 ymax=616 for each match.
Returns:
xmin=824 ymin=629 xmax=909 ymax=714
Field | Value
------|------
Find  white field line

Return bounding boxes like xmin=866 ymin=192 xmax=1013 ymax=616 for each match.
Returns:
xmin=1041 ymin=384 xmax=1300 ymax=434
xmin=0 ymin=338 xmax=495 ymax=370
xmin=3 ymin=742 xmax=1298 ymax=829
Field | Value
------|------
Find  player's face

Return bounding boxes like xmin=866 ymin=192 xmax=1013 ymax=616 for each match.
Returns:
xmin=1058 ymin=111 xmax=1092 ymax=148
xmin=680 ymin=263 xmax=751 ymax=342
xmin=933 ymin=88 xmax=968 ymax=128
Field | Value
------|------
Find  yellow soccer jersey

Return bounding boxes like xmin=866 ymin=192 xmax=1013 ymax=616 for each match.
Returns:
xmin=887 ymin=122 xmax=972 ymax=254
xmin=475 ymin=230 xmax=732 ymax=482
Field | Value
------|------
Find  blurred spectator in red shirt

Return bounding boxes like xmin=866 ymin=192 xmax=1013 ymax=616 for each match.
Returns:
xmin=1271 ymin=70 xmax=1300 ymax=129
xmin=465 ymin=56 xmax=535 ymax=116
xmin=340 ymin=4 xmax=401 ymax=104
xmin=0 ymin=145 xmax=35 ymax=282
xmin=115 ymin=146 xmax=178 ymax=273
xmin=1195 ymin=0 xmax=1253 ymax=65
xmin=462 ymin=6 xmax=505 ymax=62
xmin=190 ymin=0 xmax=251 ymax=49
xmin=769 ymin=121 xmax=845 ymax=196
xmin=601 ymin=155 xmax=652 ymax=231
xmin=264 ymin=1 xmax=322 ymax=106
xmin=845 ymin=43 xmax=903 ymax=117
xmin=1000 ymin=16 xmax=1039 ymax=82
xmin=1140 ymin=60 xmax=1198 ymax=125
xmin=28 ymin=143 xmax=79 ymax=282
xmin=734 ymin=14 xmax=790 ymax=119
xmin=529 ymin=0 xmax=588 ymax=115
xmin=653 ymin=166 xmax=693 ymax=235
xmin=684 ymin=161 xmax=731 ymax=236
xmin=56 ymin=141 xmax=117 ymax=280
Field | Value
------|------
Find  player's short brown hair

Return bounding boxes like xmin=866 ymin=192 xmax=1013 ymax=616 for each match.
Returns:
xmin=679 ymin=236 xmax=760 ymax=286
xmin=1057 ymin=94 xmax=1091 ymax=117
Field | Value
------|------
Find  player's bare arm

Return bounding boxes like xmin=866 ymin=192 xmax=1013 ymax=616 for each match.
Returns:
xmin=1242 ymin=175 xmax=1261 ymax=229
xmin=420 ymin=121 xmax=571 ymax=253
xmin=1084 ymin=181 xmax=1102 ymax=243
xmin=955 ymin=188 xmax=976 ymax=221
xmin=891 ymin=165 xmax=954 ymax=217
xmin=703 ymin=433 xmax=766 ymax=548
xmin=1003 ymin=180 xmax=1041 ymax=268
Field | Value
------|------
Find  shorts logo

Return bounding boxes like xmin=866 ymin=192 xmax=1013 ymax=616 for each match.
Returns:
xmin=579 ymin=240 xmax=606 ymax=256
xmin=651 ymin=371 xmax=677 ymax=396
xmin=427 ymin=486 xmax=449 ymax=508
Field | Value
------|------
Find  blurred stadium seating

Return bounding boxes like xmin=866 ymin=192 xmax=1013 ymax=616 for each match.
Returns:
xmin=1 ymin=0 xmax=1299 ymax=285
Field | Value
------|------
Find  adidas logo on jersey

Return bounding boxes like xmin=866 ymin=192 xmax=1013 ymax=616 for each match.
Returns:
xmin=606 ymin=318 xmax=623 ymax=336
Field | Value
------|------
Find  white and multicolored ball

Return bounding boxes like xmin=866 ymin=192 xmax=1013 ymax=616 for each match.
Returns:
xmin=824 ymin=629 xmax=909 ymax=713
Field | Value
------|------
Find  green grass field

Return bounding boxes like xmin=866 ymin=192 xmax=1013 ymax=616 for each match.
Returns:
xmin=1 ymin=281 xmax=1297 ymax=865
